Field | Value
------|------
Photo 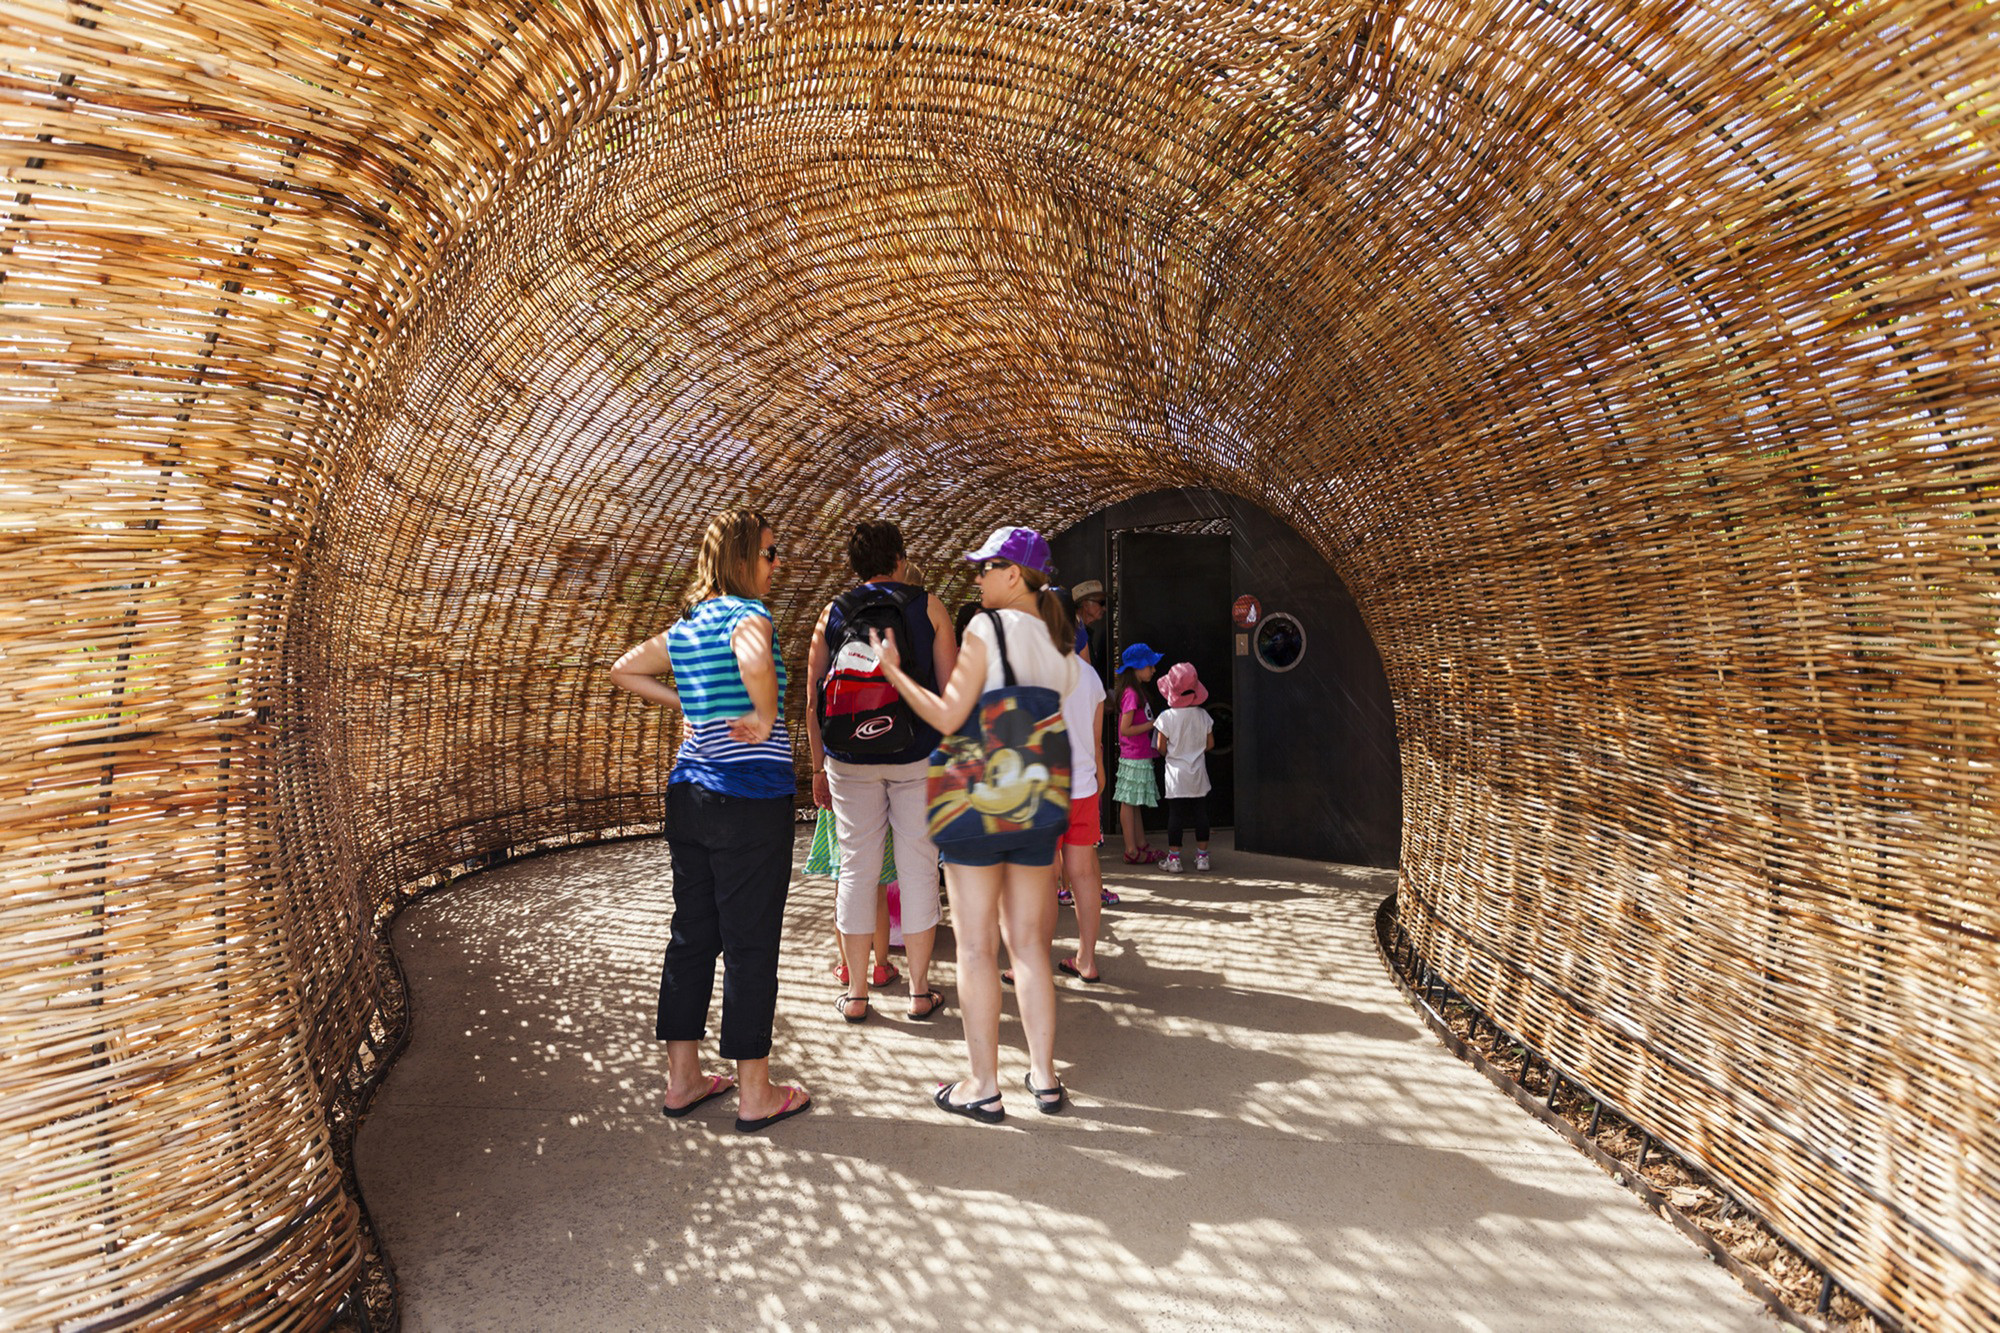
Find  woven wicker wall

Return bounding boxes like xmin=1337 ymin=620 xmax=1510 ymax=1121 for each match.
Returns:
xmin=4 ymin=2 xmax=1994 ymax=1328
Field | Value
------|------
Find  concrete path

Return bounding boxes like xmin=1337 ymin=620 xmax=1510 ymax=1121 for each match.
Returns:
xmin=356 ymin=833 xmax=1771 ymax=1332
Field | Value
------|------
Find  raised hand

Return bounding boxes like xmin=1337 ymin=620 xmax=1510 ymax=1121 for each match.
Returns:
xmin=867 ymin=626 xmax=902 ymax=674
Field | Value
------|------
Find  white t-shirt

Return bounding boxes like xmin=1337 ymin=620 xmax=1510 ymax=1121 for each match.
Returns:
xmin=1059 ymin=667 xmax=1107 ymax=800
xmin=1153 ymin=705 xmax=1214 ymax=799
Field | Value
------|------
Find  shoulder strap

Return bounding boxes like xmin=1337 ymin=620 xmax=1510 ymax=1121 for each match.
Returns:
xmin=829 ymin=587 xmax=867 ymax=621
xmin=982 ymin=609 xmax=1017 ymax=688
xmin=834 ymin=583 xmax=924 ymax=619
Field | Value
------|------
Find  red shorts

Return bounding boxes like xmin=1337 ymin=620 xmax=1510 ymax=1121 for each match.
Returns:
xmin=1063 ymin=793 xmax=1102 ymax=847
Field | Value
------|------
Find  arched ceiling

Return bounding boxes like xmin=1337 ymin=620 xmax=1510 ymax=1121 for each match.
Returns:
xmin=301 ymin=2 xmax=1999 ymax=881
xmin=309 ymin=0 xmax=2000 ymax=636
xmin=4 ymin=1 xmax=1996 ymax=1328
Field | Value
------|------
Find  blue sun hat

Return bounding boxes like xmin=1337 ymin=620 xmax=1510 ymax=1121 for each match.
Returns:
xmin=1119 ymin=642 xmax=1162 ymax=672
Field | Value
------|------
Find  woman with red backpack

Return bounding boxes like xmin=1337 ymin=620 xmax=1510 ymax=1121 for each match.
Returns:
xmin=804 ymin=521 xmax=957 ymax=1024
xmin=872 ymin=526 xmax=1078 ymax=1123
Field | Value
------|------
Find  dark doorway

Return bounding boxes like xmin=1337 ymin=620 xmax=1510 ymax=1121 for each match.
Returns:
xmin=1050 ymin=489 xmax=1401 ymax=868
xmin=1113 ymin=530 xmax=1233 ymax=828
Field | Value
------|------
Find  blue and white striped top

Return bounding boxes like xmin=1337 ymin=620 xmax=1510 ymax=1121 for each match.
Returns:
xmin=666 ymin=596 xmax=794 ymax=799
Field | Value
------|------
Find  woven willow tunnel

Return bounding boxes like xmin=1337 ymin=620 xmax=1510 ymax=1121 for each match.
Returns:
xmin=3 ymin=1 xmax=1995 ymax=1327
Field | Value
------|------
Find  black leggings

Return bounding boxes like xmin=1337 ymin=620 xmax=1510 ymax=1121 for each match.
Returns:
xmin=657 ymin=782 xmax=795 ymax=1059
xmin=1165 ymin=795 xmax=1210 ymax=849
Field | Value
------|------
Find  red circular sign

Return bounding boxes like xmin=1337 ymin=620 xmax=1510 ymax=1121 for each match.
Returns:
xmin=1232 ymin=594 xmax=1262 ymax=629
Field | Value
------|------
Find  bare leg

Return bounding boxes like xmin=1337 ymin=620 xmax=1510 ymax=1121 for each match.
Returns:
xmin=734 ymin=1056 xmax=806 ymax=1121
xmin=1001 ymin=859 xmax=1061 ymax=1095
xmin=839 ymin=928 xmax=874 ymax=1018
xmin=873 ymin=880 xmax=893 ymax=974
xmin=903 ymin=926 xmax=937 ymax=1011
xmin=1120 ymin=801 xmax=1144 ymax=856
xmin=943 ymin=862 xmax=1005 ymax=1102
xmin=662 ymin=1039 xmax=735 ymax=1110
xmin=1061 ymin=841 xmax=1104 ymax=978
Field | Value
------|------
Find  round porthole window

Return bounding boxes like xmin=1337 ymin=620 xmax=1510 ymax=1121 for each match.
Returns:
xmin=1253 ymin=613 xmax=1306 ymax=672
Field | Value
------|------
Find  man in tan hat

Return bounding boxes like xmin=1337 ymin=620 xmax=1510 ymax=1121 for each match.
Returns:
xmin=1070 ymin=579 xmax=1106 ymax=664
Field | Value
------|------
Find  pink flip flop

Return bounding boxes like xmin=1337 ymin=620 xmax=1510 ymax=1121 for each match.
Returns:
xmin=661 ymin=1073 xmax=735 ymax=1119
xmin=735 ymin=1085 xmax=812 ymax=1134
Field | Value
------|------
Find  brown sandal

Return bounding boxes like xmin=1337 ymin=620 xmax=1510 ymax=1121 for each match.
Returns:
xmin=907 ymin=989 xmax=945 ymax=1020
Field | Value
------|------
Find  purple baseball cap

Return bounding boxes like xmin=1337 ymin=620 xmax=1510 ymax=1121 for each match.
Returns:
xmin=964 ymin=525 xmax=1051 ymax=574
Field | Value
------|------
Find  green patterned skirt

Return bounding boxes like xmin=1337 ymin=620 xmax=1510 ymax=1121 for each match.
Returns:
xmin=1112 ymin=757 xmax=1159 ymax=807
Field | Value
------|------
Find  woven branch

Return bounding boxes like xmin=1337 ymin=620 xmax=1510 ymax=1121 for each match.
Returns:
xmin=3 ymin=2 xmax=1996 ymax=1328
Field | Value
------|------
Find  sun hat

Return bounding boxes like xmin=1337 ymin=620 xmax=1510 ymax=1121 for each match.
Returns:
xmin=1159 ymin=661 xmax=1209 ymax=707
xmin=1118 ymin=642 xmax=1162 ymax=672
xmin=964 ymin=526 xmax=1051 ymax=574
xmin=1071 ymin=579 xmax=1105 ymax=604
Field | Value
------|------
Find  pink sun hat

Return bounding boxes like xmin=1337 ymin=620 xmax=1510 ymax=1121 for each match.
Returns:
xmin=1159 ymin=661 xmax=1209 ymax=707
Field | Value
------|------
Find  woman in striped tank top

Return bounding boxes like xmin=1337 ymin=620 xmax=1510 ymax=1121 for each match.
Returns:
xmin=611 ymin=509 xmax=812 ymax=1133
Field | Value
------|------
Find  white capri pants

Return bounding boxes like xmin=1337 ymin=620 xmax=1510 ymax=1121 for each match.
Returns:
xmin=826 ymin=756 xmax=943 ymax=937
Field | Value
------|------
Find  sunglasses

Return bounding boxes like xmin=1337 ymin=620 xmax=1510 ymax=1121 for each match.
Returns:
xmin=760 ymin=543 xmax=782 ymax=563
xmin=974 ymin=558 xmax=1014 ymax=576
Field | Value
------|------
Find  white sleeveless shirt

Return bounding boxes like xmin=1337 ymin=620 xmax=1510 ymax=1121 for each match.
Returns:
xmin=963 ymin=608 xmax=1076 ymax=696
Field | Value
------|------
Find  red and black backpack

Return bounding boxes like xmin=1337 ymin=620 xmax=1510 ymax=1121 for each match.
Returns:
xmin=818 ymin=584 xmax=929 ymax=758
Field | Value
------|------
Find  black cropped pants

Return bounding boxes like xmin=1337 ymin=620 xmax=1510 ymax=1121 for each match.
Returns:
xmin=656 ymin=782 xmax=795 ymax=1060
xmin=1165 ymin=795 xmax=1211 ymax=849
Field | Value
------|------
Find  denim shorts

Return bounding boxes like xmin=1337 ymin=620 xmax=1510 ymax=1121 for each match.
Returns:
xmin=941 ymin=829 xmax=1064 ymax=868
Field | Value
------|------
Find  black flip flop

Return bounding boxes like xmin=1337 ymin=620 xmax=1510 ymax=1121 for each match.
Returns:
xmin=660 ymin=1074 xmax=734 ymax=1119
xmin=1056 ymin=958 xmax=1103 ymax=984
xmin=934 ymin=1081 xmax=1004 ymax=1124
xmin=907 ymin=989 xmax=946 ymax=1021
xmin=1023 ymin=1072 xmax=1067 ymax=1115
xmin=833 ymin=993 xmax=870 ymax=1023
xmin=735 ymin=1086 xmax=812 ymax=1134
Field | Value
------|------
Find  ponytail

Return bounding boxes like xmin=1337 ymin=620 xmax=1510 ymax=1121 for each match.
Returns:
xmin=1019 ymin=567 xmax=1074 ymax=656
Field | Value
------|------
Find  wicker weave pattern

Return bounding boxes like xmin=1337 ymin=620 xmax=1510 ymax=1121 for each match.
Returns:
xmin=4 ymin=2 xmax=1996 ymax=1328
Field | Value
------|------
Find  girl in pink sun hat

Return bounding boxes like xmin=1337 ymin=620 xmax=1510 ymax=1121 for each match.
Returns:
xmin=1152 ymin=661 xmax=1215 ymax=872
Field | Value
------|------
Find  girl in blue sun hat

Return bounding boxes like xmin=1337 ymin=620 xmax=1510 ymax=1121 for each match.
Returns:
xmin=1112 ymin=641 xmax=1164 ymax=864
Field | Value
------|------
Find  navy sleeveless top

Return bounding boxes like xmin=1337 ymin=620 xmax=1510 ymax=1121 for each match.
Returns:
xmin=823 ymin=580 xmax=941 ymax=765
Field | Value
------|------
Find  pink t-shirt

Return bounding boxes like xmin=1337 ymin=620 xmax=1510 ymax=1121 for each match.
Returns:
xmin=1116 ymin=686 xmax=1155 ymax=760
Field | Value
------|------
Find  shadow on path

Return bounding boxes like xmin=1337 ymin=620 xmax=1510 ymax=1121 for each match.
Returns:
xmin=356 ymin=833 xmax=1772 ymax=1332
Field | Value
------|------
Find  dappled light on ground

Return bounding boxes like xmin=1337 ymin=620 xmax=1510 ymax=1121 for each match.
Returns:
xmin=357 ymin=838 xmax=1767 ymax=1331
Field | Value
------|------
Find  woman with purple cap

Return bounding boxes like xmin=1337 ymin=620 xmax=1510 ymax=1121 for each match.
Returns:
xmin=871 ymin=525 xmax=1077 ymax=1122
